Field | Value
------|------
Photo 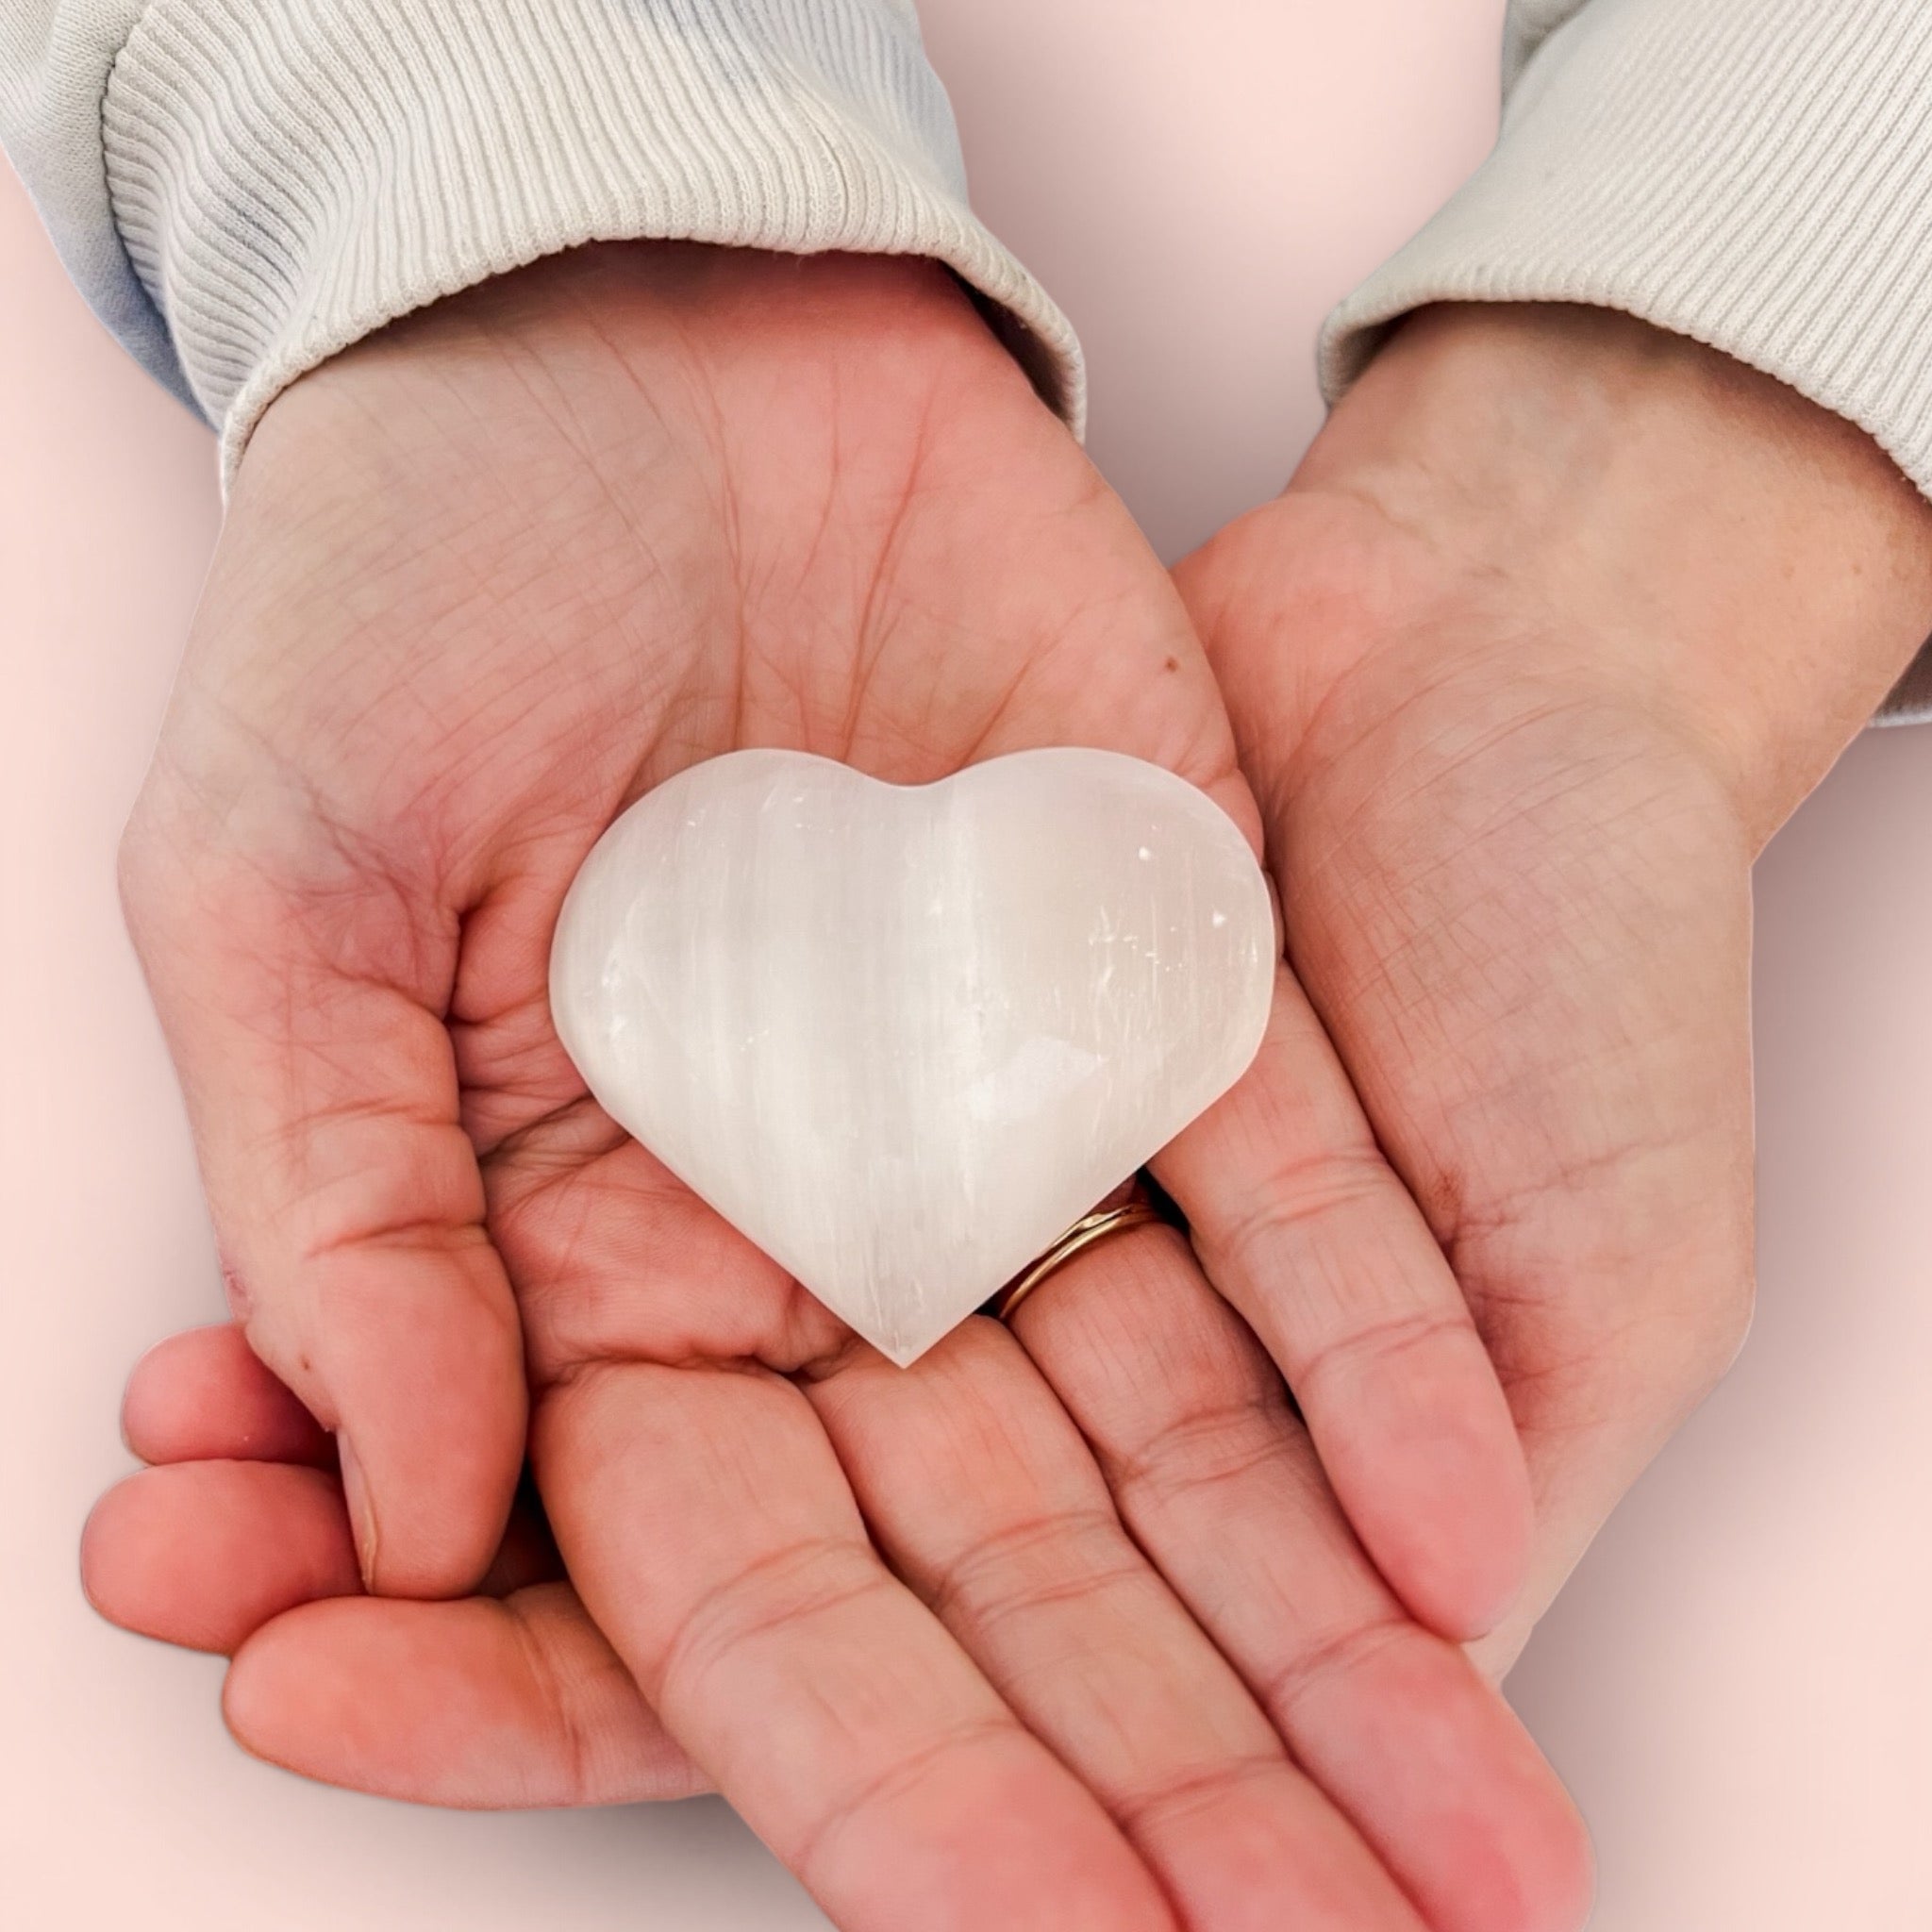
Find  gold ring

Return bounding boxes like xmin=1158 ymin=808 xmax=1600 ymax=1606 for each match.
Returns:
xmin=994 ymin=1177 xmax=1165 ymax=1324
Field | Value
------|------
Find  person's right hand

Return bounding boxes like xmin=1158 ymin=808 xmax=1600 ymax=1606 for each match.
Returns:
xmin=86 ymin=245 xmax=1588 ymax=1932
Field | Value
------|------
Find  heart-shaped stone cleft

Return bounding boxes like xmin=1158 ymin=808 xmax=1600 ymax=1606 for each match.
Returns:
xmin=550 ymin=748 xmax=1274 ymax=1365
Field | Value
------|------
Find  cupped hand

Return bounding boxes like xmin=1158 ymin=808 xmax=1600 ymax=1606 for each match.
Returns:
xmin=89 ymin=249 xmax=1586 ymax=1930
xmin=1178 ymin=303 xmax=1932 ymax=1673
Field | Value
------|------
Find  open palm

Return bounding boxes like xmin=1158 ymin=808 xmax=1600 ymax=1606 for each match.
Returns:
xmin=1187 ymin=491 xmax=1753 ymax=1672
xmin=88 ymin=249 xmax=1587 ymax=1932
xmin=1181 ymin=303 xmax=1932 ymax=1675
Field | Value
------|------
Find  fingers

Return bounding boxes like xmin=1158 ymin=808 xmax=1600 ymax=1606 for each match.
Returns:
xmin=122 ymin=1317 xmax=568 ymax=1592
xmin=804 ymin=1320 xmax=1427 ymax=1932
xmin=98 ymin=1322 xmax=567 ymax=1632
xmin=1008 ymin=1225 xmax=1595 ymax=1932
xmin=1156 ymin=970 xmax=1533 ymax=1641
xmin=84 ymin=1466 xmax=698 ymax=1807
xmin=83 ymin=1461 xmax=360 ymax=1654
xmin=122 ymin=1324 xmax=335 ymax=1469
xmin=225 ymin=1583 xmax=702 ymax=1807
xmin=121 ymin=837 xmax=527 ymax=1597
xmin=82 ymin=1441 xmax=672 ymax=1805
xmin=535 ymin=1358 xmax=1175 ymax=1932
xmin=83 ymin=1434 xmax=692 ymax=1806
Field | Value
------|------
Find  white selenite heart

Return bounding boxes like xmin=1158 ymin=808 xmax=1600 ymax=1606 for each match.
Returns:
xmin=549 ymin=748 xmax=1274 ymax=1364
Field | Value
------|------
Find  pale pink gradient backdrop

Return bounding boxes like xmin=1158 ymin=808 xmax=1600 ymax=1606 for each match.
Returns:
xmin=3 ymin=2 xmax=1928 ymax=1925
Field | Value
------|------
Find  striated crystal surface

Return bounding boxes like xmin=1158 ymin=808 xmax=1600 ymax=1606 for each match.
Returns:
xmin=549 ymin=748 xmax=1274 ymax=1364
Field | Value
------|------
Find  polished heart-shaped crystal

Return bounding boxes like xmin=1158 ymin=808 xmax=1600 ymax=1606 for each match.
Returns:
xmin=549 ymin=748 xmax=1274 ymax=1363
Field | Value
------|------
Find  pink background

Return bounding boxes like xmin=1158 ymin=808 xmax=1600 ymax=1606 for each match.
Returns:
xmin=6 ymin=2 xmax=1930 ymax=1924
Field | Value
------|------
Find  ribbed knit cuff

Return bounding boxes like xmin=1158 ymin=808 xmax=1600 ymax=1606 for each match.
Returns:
xmin=99 ymin=0 xmax=1083 ymax=482
xmin=1321 ymin=0 xmax=1932 ymax=723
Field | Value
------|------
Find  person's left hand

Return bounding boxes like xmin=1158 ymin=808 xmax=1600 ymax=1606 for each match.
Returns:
xmin=1176 ymin=303 xmax=1932 ymax=1673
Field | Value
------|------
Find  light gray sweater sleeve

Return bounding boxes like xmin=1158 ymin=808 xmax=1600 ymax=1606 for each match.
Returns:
xmin=1324 ymin=0 xmax=1932 ymax=722
xmin=0 ymin=1 xmax=1082 ymax=480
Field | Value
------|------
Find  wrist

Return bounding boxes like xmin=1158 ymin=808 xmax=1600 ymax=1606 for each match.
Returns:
xmin=232 ymin=242 xmax=1042 ymax=625
xmin=245 ymin=242 xmax=1024 ymax=483
xmin=1293 ymin=304 xmax=1932 ymax=843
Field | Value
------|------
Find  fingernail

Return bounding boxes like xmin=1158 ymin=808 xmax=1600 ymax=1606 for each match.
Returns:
xmin=336 ymin=1434 xmax=380 ymax=1591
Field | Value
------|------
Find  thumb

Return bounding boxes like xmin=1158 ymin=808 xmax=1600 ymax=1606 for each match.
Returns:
xmin=121 ymin=809 xmax=526 ymax=1598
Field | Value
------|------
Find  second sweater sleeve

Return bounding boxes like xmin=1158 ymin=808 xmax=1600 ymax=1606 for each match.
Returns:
xmin=1321 ymin=0 xmax=1932 ymax=722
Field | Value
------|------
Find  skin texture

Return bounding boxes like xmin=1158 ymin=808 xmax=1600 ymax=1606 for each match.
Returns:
xmin=1175 ymin=303 xmax=1932 ymax=1667
xmin=85 ymin=273 xmax=1932 ymax=1927
xmin=82 ymin=248 xmax=1587 ymax=1932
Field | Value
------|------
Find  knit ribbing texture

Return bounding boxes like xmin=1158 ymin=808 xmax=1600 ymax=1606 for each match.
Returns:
xmin=1326 ymin=0 xmax=1932 ymax=720
xmin=98 ymin=0 xmax=1083 ymax=479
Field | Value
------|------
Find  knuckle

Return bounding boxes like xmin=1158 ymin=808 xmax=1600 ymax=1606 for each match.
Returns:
xmin=791 ymin=1712 xmax=1017 ymax=1888
xmin=1112 ymin=1752 xmax=1288 ymax=1840
xmin=1211 ymin=1153 xmax=1391 ymax=1276
xmin=1109 ymin=1394 xmax=1291 ymax=1514
xmin=1288 ymin=1305 xmax=1469 ymax=1397
xmin=657 ymin=1534 xmax=886 ymax=1706
xmin=924 ymin=1506 xmax=1140 ymax=1636
xmin=1255 ymin=1612 xmax=1409 ymax=1725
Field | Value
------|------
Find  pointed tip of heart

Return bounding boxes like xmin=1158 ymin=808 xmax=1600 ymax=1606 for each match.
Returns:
xmin=841 ymin=1307 xmax=968 ymax=1372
